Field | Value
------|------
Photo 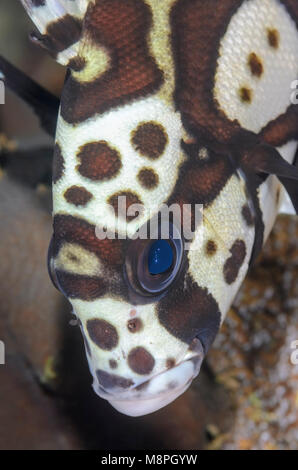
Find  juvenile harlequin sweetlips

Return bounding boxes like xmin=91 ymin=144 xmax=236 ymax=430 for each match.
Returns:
xmin=13 ymin=0 xmax=298 ymax=416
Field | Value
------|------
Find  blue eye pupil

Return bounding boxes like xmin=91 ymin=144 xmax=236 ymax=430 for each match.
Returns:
xmin=148 ymin=240 xmax=174 ymax=275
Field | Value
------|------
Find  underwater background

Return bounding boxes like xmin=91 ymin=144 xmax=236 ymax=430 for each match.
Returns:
xmin=0 ymin=0 xmax=297 ymax=450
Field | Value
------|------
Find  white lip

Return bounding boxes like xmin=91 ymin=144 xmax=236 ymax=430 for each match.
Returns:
xmin=108 ymin=380 xmax=192 ymax=417
xmin=106 ymin=352 xmax=204 ymax=417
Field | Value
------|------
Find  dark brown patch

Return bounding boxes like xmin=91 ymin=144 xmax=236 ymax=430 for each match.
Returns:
xmin=166 ymin=358 xmax=176 ymax=369
xmin=60 ymin=0 xmax=163 ymax=123
xmin=52 ymin=143 xmax=65 ymax=183
xmin=170 ymin=143 xmax=234 ymax=209
xmin=137 ymin=168 xmax=159 ymax=189
xmin=223 ymin=239 xmax=247 ymax=285
xmin=171 ymin=0 xmax=244 ymax=144
xmin=127 ymin=318 xmax=143 ymax=333
xmin=241 ymin=204 xmax=254 ymax=226
xmin=261 ymin=105 xmax=298 ymax=147
xmin=64 ymin=185 xmax=93 ymax=206
xmin=96 ymin=370 xmax=133 ymax=389
xmin=205 ymin=240 xmax=217 ymax=256
xmin=108 ymin=191 xmax=143 ymax=222
xmin=77 ymin=141 xmax=122 ymax=181
xmin=87 ymin=319 xmax=118 ymax=351
xmin=248 ymin=52 xmax=263 ymax=77
xmin=68 ymin=56 xmax=86 ymax=71
xmin=56 ymin=271 xmax=108 ymax=300
xmin=267 ymin=28 xmax=280 ymax=49
xmin=158 ymin=278 xmax=221 ymax=351
xmin=53 ymin=215 xmax=125 ymax=267
xmin=131 ymin=122 xmax=168 ymax=159
xmin=128 ymin=347 xmax=155 ymax=375
xmin=34 ymin=15 xmax=82 ymax=56
xmin=109 ymin=359 xmax=118 ymax=369
xmin=239 ymin=86 xmax=252 ymax=103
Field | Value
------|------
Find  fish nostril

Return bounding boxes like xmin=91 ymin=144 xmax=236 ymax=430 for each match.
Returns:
xmin=96 ymin=370 xmax=134 ymax=391
xmin=127 ymin=317 xmax=143 ymax=333
xmin=166 ymin=358 xmax=176 ymax=369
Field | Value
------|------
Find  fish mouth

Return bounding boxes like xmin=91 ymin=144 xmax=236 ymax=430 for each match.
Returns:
xmin=93 ymin=339 xmax=204 ymax=417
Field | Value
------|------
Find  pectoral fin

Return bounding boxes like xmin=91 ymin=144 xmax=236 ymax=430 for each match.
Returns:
xmin=242 ymin=143 xmax=298 ymax=214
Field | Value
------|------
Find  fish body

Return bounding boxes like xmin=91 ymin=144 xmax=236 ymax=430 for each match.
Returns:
xmin=21 ymin=0 xmax=298 ymax=416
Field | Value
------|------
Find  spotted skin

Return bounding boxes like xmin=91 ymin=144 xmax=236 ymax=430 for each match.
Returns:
xmin=20 ymin=0 xmax=298 ymax=416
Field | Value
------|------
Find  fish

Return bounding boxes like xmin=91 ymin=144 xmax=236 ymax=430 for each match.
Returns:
xmin=18 ymin=0 xmax=298 ymax=417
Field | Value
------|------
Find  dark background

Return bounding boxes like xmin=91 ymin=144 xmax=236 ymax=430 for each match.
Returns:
xmin=0 ymin=0 xmax=297 ymax=450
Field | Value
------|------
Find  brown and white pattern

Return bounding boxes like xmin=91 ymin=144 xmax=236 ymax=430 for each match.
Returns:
xmin=21 ymin=0 xmax=298 ymax=417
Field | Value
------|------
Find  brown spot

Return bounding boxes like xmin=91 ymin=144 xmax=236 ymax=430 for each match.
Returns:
xmin=267 ymin=28 xmax=279 ymax=49
xmin=241 ymin=204 xmax=254 ymax=226
xmin=109 ymin=359 xmax=118 ymax=369
xmin=128 ymin=347 xmax=155 ymax=375
xmin=108 ymin=191 xmax=143 ymax=222
xmin=205 ymin=240 xmax=217 ymax=256
xmin=166 ymin=358 xmax=176 ymax=369
xmin=223 ymin=239 xmax=247 ymax=285
xmin=64 ymin=185 xmax=93 ymax=206
xmin=66 ymin=252 xmax=79 ymax=263
xmin=239 ymin=87 xmax=252 ymax=103
xmin=52 ymin=143 xmax=65 ymax=183
xmin=96 ymin=370 xmax=133 ymax=389
xmin=87 ymin=319 xmax=118 ymax=350
xmin=127 ymin=318 xmax=143 ymax=333
xmin=77 ymin=141 xmax=122 ymax=181
xmin=137 ymin=168 xmax=159 ymax=189
xmin=248 ymin=52 xmax=263 ymax=77
xmin=131 ymin=122 xmax=168 ymax=159
xmin=68 ymin=56 xmax=86 ymax=71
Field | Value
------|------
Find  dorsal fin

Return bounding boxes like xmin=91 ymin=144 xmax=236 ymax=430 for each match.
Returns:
xmin=20 ymin=0 xmax=89 ymax=66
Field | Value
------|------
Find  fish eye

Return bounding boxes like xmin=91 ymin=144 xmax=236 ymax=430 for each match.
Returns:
xmin=148 ymin=239 xmax=174 ymax=275
xmin=125 ymin=222 xmax=184 ymax=297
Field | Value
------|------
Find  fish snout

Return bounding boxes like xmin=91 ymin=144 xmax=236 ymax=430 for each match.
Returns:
xmin=93 ymin=338 xmax=204 ymax=417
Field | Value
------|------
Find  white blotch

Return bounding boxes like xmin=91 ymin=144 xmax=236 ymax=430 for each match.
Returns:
xmin=214 ymin=0 xmax=298 ymax=133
